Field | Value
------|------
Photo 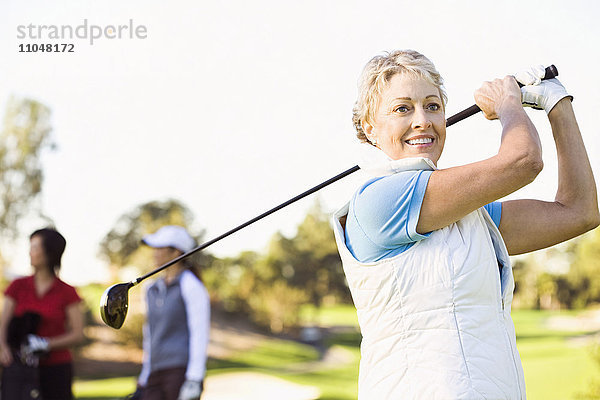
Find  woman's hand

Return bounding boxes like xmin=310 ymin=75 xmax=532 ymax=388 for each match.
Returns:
xmin=521 ymin=78 xmax=572 ymax=114
xmin=0 ymin=341 xmax=13 ymax=366
xmin=474 ymin=76 xmax=523 ymax=120
xmin=0 ymin=298 xmax=16 ymax=366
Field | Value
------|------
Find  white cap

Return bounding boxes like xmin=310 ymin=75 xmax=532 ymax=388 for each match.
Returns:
xmin=141 ymin=225 xmax=196 ymax=253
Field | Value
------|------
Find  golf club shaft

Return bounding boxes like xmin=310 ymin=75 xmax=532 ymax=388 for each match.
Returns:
xmin=133 ymin=64 xmax=558 ymax=285
xmin=133 ymin=165 xmax=361 ymax=284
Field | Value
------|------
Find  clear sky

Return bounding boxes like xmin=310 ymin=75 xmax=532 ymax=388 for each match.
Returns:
xmin=1 ymin=0 xmax=599 ymax=285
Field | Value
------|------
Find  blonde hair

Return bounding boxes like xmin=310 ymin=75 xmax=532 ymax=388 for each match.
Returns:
xmin=352 ymin=49 xmax=448 ymax=143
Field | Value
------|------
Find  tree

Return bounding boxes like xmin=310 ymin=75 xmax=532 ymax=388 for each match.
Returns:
xmin=202 ymin=251 xmax=260 ymax=313
xmin=511 ymin=229 xmax=600 ymax=310
xmin=577 ymin=343 xmax=600 ymax=399
xmin=567 ymin=228 xmax=600 ymax=308
xmin=203 ymin=249 xmax=310 ymax=334
xmin=266 ymin=199 xmax=349 ymax=308
xmin=201 ymin=199 xmax=349 ymax=333
xmin=0 ymin=96 xmax=53 ymax=274
xmin=98 ymin=198 xmax=207 ymax=280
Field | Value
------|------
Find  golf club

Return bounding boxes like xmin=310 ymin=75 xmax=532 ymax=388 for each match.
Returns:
xmin=100 ymin=65 xmax=559 ymax=329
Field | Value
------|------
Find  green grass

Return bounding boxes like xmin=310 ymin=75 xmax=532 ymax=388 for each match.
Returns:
xmin=73 ymin=376 xmax=137 ymax=399
xmin=520 ymin=339 xmax=596 ymax=399
xmin=512 ymin=309 xmax=599 ymax=400
xmin=278 ymin=352 xmax=360 ymax=400
xmin=73 ymin=306 xmax=600 ymax=400
xmin=207 ymin=339 xmax=321 ymax=372
xmin=300 ymin=304 xmax=359 ymax=327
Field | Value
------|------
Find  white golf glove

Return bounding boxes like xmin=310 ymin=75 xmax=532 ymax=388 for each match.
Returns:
xmin=515 ymin=65 xmax=572 ymax=114
xmin=24 ymin=334 xmax=49 ymax=356
xmin=514 ymin=64 xmax=546 ymax=86
xmin=18 ymin=335 xmax=48 ymax=367
xmin=177 ymin=379 xmax=202 ymax=400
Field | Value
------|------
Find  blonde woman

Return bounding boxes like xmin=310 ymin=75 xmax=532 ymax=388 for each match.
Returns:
xmin=333 ymin=50 xmax=598 ymax=399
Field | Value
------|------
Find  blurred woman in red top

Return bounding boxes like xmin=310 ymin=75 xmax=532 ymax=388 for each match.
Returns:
xmin=0 ymin=228 xmax=84 ymax=400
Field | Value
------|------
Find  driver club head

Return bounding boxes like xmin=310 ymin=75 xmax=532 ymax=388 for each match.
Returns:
xmin=100 ymin=282 xmax=132 ymax=329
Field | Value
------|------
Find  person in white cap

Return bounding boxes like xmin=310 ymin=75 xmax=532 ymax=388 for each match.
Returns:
xmin=131 ymin=225 xmax=210 ymax=400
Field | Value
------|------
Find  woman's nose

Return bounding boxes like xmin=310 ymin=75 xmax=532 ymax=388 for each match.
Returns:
xmin=411 ymin=108 xmax=432 ymax=130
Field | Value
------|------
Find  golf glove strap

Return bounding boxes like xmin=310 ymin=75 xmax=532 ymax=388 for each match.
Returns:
xmin=178 ymin=379 xmax=202 ymax=400
xmin=515 ymin=65 xmax=572 ymax=114
xmin=520 ymin=78 xmax=572 ymax=114
xmin=24 ymin=334 xmax=49 ymax=356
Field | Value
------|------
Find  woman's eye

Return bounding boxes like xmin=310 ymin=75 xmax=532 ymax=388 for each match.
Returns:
xmin=427 ymin=103 xmax=441 ymax=111
xmin=395 ymin=105 xmax=409 ymax=113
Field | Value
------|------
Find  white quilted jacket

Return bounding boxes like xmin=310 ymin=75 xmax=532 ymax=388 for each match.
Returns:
xmin=333 ymin=157 xmax=526 ymax=399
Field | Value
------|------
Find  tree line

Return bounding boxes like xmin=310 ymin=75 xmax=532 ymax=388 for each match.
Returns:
xmin=2 ymin=95 xmax=600 ymax=335
xmin=0 ymin=96 xmax=54 ymax=278
xmin=97 ymin=198 xmax=350 ymax=334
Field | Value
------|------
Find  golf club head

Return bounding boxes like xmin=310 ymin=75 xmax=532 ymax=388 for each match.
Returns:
xmin=100 ymin=283 xmax=132 ymax=329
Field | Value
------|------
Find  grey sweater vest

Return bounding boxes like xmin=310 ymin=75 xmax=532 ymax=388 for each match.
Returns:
xmin=146 ymin=275 xmax=190 ymax=372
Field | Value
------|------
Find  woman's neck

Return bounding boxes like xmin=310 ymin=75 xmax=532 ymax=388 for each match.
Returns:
xmin=33 ymin=267 xmax=55 ymax=297
xmin=164 ymin=263 xmax=184 ymax=285
xmin=34 ymin=267 xmax=54 ymax=281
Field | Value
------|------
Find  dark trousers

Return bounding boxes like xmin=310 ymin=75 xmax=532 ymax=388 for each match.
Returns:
xmin=39 ymin=363 xmax=74 ymax=400
xmin=141 ymin=367 xmax=186 ymax=400
xmin=1 ymin=360 xmax=41 ymax=399
xmin=1 ymin=361 xmax=73 ymax=400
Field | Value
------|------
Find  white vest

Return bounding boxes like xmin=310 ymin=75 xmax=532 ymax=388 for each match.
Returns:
xmin=333 ymin=157 xmax=526 ymax=399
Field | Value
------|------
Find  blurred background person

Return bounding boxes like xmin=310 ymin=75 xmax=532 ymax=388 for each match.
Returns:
xmin=0 ymin=227 xmax=84 ymax=400
xmin=132 ymin=225 xmax=210 ymax=400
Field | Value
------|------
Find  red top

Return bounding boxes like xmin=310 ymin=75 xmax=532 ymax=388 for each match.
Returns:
xmin=4 ymin=276 xmax=81 ymax=366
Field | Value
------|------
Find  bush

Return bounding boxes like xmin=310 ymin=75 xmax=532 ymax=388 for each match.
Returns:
xmin=114 ymin=312 xmax=145 ymax=349
xmin=576 ymin=342 xmax=600 ymax=399
xmin=247 ymin=281 xmax=309 ymax=334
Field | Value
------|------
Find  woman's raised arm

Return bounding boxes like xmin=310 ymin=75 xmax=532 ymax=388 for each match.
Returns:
xmin=499 ymin=98 xmax=599 ymax=254
xmin=417 ymin=76 xmax=543 ymax=234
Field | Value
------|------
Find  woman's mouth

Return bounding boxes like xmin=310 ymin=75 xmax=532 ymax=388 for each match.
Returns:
xmin=406 ymin=137 xmax=433 ymax=146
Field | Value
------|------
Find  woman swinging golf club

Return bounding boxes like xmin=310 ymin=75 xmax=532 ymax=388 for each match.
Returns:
xmin=332 ymin=50 xmax=599 ymax=399
xmin=97 ymin=63 xmax=560 ymax=331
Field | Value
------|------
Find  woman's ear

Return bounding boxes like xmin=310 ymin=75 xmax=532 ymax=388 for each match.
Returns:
xmin=363 ymin=121 xmax=378 ymax=146
xmin=363 ymin=120 xmax=373 ymax=136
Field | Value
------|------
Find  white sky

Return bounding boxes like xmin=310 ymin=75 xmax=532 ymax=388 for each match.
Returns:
xmin=1 ymin=0 xmax=599 ymax=285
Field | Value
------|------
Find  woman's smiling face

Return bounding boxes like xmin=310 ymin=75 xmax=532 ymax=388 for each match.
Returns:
xmin=364 ymin=73 xmax=446 ymax=164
